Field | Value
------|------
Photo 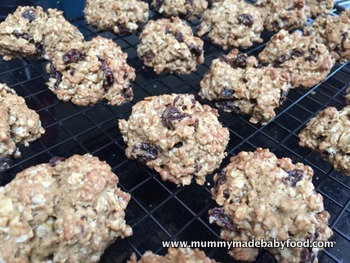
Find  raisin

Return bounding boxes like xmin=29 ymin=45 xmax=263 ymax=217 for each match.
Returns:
xmin=208 ymin=208 xmax=234 ymax=230
xmin=290 ymin=48 xmax=304 ymax=58
xmin=216 ymin=101 xmax=240 ymax=114
xmin=49 ymin=156 xmax=66 ymax=167
xmin=284 ymin=170 xmax=303 ymax=187
xmin=273 ymin=54 xmax=287 ymax=66
xmin=98 ymin=57 xmax=115 ymax=90
xmin=341 ymin=32 xmax=348 ymax=49
xmin=62 ymin=49 xmax=83 ymax=64
xmin=175 ymin=31 xmax=183 ymax=42
xmin=305 ymin=54 xmax=316 ymax=62
xmin=194 ymin=161 xmax=200 ymax=174
xmin=238 ymin=14 xmax=254 ymax=27
xmin=219 ymin=88 xmax=234 ymax=99
xmin=215 ymin=169 xmax=227 ymax=187
xmin=131 ymin=143 xmax=160 ymax=163
xmin=223 ymin=190 xmax=230 ymax=199
xmin=49 ymin=64 xmax=62 ymax=89
xmin=122 ymin=83 xmax=133 ymax=100
xmin=161 ymin=106 xmax=191 ymax=130
xmin=22 ymin=9 xmax=36 ymax=22
xmin=185 ymin=0 xmax=194 ymax=4
xmin=13 ymin=30 xmax=30 ymax=40
xmin=173 ymin=142 xmax=183 ymax=148
xmin=144 ymin=51 xmax=154 ymax=62
xmin=220 ymin=54 xmax=247 ymax=68
xmin=155 ymin=0 xmax=164 ymax=11
xmin=189 ymin=44 xmax=203 ymax=57
xmin=233 ymin=54 xmax=248 ymax=68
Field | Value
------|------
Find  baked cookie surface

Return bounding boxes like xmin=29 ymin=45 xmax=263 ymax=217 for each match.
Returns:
xmin=258 ymin=29 xmax=335 ymax=88
xmin=118 ymin=93 xmax=229 ymax=185
xmin=84 ymin=0 xmax=149 ymax=34
xmin=305 ymin=0 xmax=334 ymax=17
xmin=128 ymin=247 xmax=216 ymax=262
xmin=0 ymin=83 xmax=45 ymax=158
xmin=299 ymin=106 xmax=350 ymax=176
xmin=46 ymin=36 xmax=135 ymax=106
xmin=137 ymin=17 xmax=204 ymax=74
xmin=197 ymin=0 xmax=263 ymax=50
xmin=199 ymin=49 xmax=291 ymax=125
xmin=0 ymin=6 xmax=83 ymax=61
xmin=152 ymin=0 xmax=208 ymax=20
xmin=255 ymin=0 xmax=310 ymax=32
xmin=209 ymin=148 xmax=333 ymax=262
xmin=0 ymin=154 xmax=132 ymax=263
xmin=304 ymin=10 xmax=350 ymax=62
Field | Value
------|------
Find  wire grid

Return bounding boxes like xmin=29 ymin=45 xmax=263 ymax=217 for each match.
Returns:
xmin=0 ymin=2 xmax=349 ymax=263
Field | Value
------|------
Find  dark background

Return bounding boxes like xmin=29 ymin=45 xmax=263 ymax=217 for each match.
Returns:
xmin=0 ymin=0 xmax=349 ymax=262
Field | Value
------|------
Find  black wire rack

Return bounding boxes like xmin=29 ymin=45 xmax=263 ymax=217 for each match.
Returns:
xmin=0 ymin=1 xmax=350 ymax=262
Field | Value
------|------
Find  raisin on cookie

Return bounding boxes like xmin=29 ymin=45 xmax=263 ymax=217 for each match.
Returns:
xmin=197 ymin=0 xmax=263 ymax=50
xmin=0 ymin=154 xmax=132 ymax=263
xmin=199 ymin=49 xmax=291 ymax=125
xmin=137 ymin=17 xmax=204 ymax=74
xmin=118 ymin=93 xmax=229 ymax=186
xmin=209 ymin=148 xmax=333 ymax=262
xmin=46 ymin=36 xmax=135 ymax=106
xmin=0 ymin=83 xmax=45 ymax=158
xmin=255 ymin=0 xmax=310 ymax=32
xmin=299 ymin=106 xmax=350 ymax=176
xmin=304 ymin=10 xmax=350 ymax=63
xmin=0 ymin=6 xmax=84 ymax=61
xmin=128 ymin=247 xmax=216 ymax=262
xmin=258 ymin=29 xmax=335 ymax=89
xmin=84 ymin=0 xmax=149 ymax=34
xmin=152 ymin=0 xmax=208 ymax=20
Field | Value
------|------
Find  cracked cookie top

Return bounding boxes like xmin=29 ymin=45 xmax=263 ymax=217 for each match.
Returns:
xmin=299 ymin=106 xmax=350 ymax=176
xmin=209 ymin=148 xmax=332 ymax=262
xmin=46 ymin=36 xmax=135 ymax=106
xmin=199 ymin=49 xmax=291 ymax=125
xmin=0 ymin=83 xmax=45 ymax=158
xmin=137 ymin=17 xmax=204 ymax=74
xmin=255 ymin=0 xmax=311 ymax=32
xmin=0 ymin=6 xmax=84 ymax=61
xmin=118 ymin=93 xmax=229 ymax=185
xmin=152 ymin=0 xmax=208 ymax=20
xmin=258 ymin=29 xmax=335 ymax=88
xmin=197 ymin=0 xmax=263 ymax=50
xmin=304 ymin=10 xmax=350 ymax=63
xmin=84 ymin=0 xmax=149 ymax=34
xmin=0 ymin=154 xmax=132 ymax=263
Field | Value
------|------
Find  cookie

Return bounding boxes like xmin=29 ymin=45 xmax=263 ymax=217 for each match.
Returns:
xmin=197 ymin=0 xmax=263 ymax=50
xmin=304 ymin=10 xmax=350 ymax=63
xmin=258 ymin=29 xmax=335 ymax=88
xmin=199 ymin=49 xmax=291 ymax=125
xmin=152 ymin=0 xmax=208 ymax=20
xmin=84 ymin=0 xmax=149 ymax=34
xmin=299 ymin=106 xmax=350 ymax=176
xmin=0 ymin=6 xmax=84 ymax=61
xmin=305 ymin=0 xmax=334 ymax=17
xmin=0 ymin=83 xmax=45 ymax=158
xmin=46 ymin=36 xmax=135 ymax=106
xmin=0 ymin=154 xmax=132 ymax=263
xmin=137 ymin=17 xmax=204 ymax=74
xmin=118 ymin=93 xmax=229 ymax=185
xmin=128 ymin=247 xmax=216 ymax=262
xmin=209 ymin=148 xmax=333 ymax=262
xmin=255 ymin=0 xmax=310 ymax=32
